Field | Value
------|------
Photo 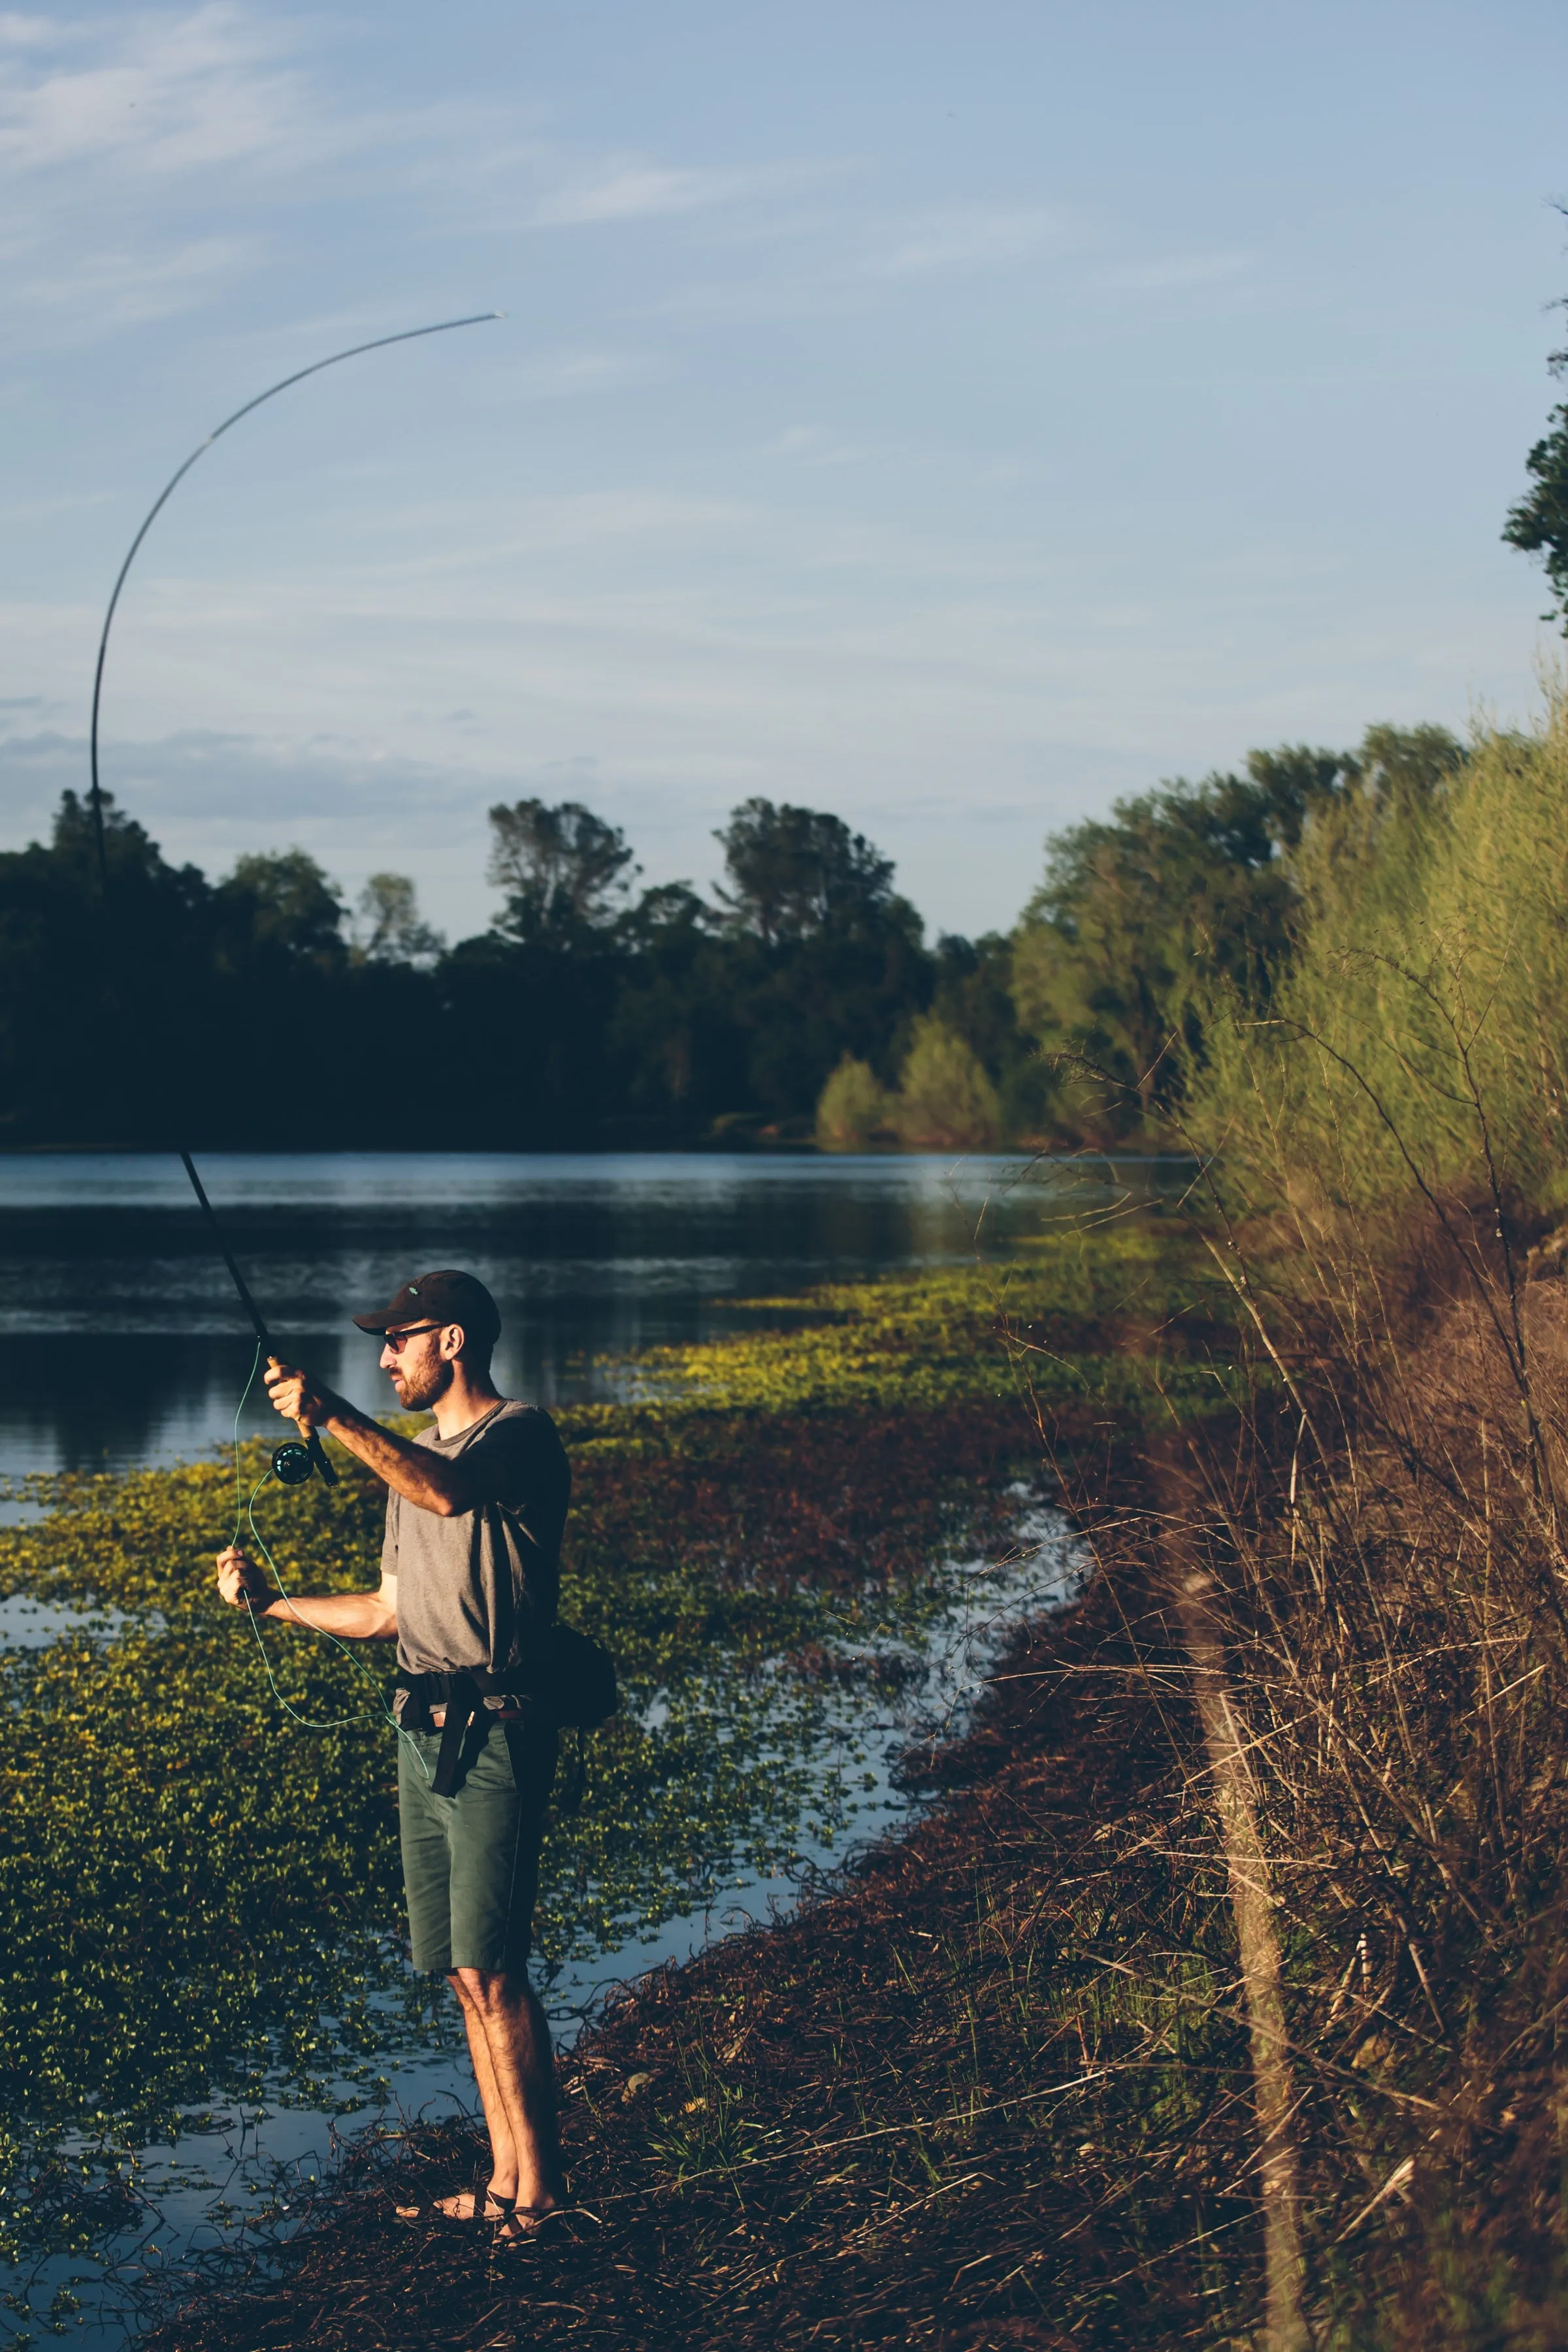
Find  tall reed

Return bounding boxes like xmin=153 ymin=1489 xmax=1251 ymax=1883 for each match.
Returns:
xmin=1104 ymin=696 xmax=1568 ymax=2334
xmin=998 ymin=696 xmax=1568 ymax=2336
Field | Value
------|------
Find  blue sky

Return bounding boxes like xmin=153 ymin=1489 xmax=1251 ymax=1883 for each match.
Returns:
xmin=3 ymin=0 xmax=1565 ymax=945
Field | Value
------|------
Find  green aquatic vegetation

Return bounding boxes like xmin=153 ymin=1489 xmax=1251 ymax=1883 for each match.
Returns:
xmin=0 ymin=1334 xmax=1056 ymax=2244
xmin=0 ymin=1467 xmax=920 ymax=2129
xmin=0 ymin=1238 xmax=1224 ymax=2262
xmin=622 ymin=1228 xmax=1232 ymax=1416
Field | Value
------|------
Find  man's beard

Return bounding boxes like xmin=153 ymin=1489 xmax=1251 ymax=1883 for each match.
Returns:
xmin=391 ymin=1355 xmax=451 ymax=1412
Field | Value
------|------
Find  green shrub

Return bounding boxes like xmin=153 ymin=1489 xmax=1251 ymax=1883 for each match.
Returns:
xmin=1190 ymin=694 xmax=1568 ymax=1224
xmin=891 ymin=1015 xmax=1002 ymax=1150
xmin=814 ymin=1054 xmax=890 ymax=1151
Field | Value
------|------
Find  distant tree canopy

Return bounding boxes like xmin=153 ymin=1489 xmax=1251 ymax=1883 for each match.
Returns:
xmin=1504 ymin=301 xmax=1568 ymax=632
xmin=713 ymin=800 xmax=907 ymax=943
xmin=223 ymin=851 xmax=347 ymax=970
xmin=0 ymin=728 xmax=1467 ymax=1150
xmin=354 ymin=873 xmax=446 ymax=967
xmin=0 ymin=785 xmax=932 ymax=1149
xmin=487 ymin=799 xmax=640 ymax=945
xmin=1008 ymin=725 xmax=1464 ymax=1125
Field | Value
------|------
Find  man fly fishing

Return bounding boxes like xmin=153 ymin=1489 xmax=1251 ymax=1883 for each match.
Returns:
xmin=214 ymin=1269 xmax=569 ymax=2236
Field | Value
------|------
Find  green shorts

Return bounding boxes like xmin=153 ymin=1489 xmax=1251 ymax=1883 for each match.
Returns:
xmin=397 ymin=1716 xmax=558 ymax=1976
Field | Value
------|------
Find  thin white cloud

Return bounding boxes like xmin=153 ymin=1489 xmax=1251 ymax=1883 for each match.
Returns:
xmin=532 ymin=161 xmax=751 ymax=225
xmin=661 ymin=199 xmax=1084 ymax=317
xmin=15 ymin=231 xmax=259 ymax=322
xmin=864 ymin=204 xmax=1081 ymax=279
xmin=0 ymin=7 xmax=367 ymax=336
xmin=529 ymin=153 xmax=836 ymax=228
xmin=655 ymin=199 xmax=1085 ymax=322
xmin=765 ymin=425 xmax=873 ymax=468
xmin=1098 ymin=250 xmax=1254 ymax=293
xmin=484 ymin=346 xmax=669 ymax=400
xmin=0 ymin=14 xmax=60 ymax=48
xmin=0 ymin=5 xmax=325 ymax=182
xmin=0 ymin=723 xmax=459 ymax=830
xmin=653 ymin=275 xmax=860 ymax=323
xmin=0 ymin=18 xmax=840 ymax=346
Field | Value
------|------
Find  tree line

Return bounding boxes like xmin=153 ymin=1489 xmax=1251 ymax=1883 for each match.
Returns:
xmin=0 ymin=724 xmax=1465 ymax=1152
xmin=2 ymin=263 xmax=1560 ymax=1156
xmin=0 ymin=788 xmax=934 ymax=1149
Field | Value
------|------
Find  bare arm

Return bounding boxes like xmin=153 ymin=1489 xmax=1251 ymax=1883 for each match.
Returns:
xmin=216 ymin=1545 xmax=399 ymax=1640
xmin=262 ymin=1360 xmax=485 ymax=1517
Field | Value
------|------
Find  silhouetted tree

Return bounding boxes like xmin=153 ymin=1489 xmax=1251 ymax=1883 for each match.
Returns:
xmin=0 ymin=728 xmax=1474 ymax=1151
xmin=713 ymin=800 xmax=900 ymax=943
xmin=487 ymin=800 xmax=638 ymax=944
xmin=1503 ymin=287 xmax=1568 ymax=632
xmin=354 ymin=873 xmax=445 ymax=966
xmin=220 ymin=851 xmax=346 ymax=970
xmin=0 ymin=791 xmax=220 ymax=1144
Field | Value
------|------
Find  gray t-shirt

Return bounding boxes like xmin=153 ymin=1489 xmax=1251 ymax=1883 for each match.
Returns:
xmin=384 ymin=1399 xmax=570 ymax=1686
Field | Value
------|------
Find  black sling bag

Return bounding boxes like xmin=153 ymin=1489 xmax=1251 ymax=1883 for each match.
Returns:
xmin=396 ymin=1623 xmax=618 ymax=1798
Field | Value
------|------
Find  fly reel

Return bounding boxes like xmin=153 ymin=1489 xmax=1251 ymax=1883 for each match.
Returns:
xmin=270 ymin=1439 xmax=316 ymax=1487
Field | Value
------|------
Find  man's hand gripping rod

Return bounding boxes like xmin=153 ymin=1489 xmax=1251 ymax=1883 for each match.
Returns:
xmin=179 ymin=1151 xmax=336 ymax=1488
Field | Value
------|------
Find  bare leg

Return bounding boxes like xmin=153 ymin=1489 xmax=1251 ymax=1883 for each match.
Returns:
xmin=448 ymin=1966 xmax=564 ymax=2219
xmin=449 ymin=1979 xmax=517 ymax=2198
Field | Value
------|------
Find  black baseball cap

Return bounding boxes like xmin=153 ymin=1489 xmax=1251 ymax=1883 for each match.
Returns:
xmin=352 ymin=1269 xmax=502 ymax=1348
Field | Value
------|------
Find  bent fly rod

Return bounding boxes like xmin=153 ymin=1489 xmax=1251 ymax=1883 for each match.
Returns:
xmin=88 ymin=312 xmax=503 ymax=1473
xmin=179 ymin=1151 xmax=335 ymax=1488
xmin=87 ymin=308 xmax=502 ymax=892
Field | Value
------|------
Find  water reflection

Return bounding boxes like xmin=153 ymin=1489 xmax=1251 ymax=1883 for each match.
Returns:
xmin=0 ymin=1152 xmax=1179 ymax=1476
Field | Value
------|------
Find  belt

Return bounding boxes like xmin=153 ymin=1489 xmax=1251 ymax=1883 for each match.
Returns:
xmin=428 ymin=1703 xmax=525 ymax=1727
xmin=396 ymin=1667 xmax=535 ymax=1797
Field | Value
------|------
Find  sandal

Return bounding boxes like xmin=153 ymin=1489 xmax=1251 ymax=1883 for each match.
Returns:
xmin=395 ymin=2186 xmax=516 ymax=2227
xmin=495 ymin=2200 xmax=574 ymax=2242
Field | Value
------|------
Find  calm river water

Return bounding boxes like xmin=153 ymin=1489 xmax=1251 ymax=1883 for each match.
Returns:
xmin=0 ymin=1149 xmax=1178 ymax=1479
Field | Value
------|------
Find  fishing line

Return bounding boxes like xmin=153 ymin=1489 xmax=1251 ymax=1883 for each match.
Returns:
xmin=227 ymin=1333 xmax=374 ymax=1731
xmin=237 ymin=1469 xmax=374 ymax=1736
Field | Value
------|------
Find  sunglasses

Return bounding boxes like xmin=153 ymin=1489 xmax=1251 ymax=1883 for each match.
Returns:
xmin=382 ymin=1323 xmax=442 ymax=1352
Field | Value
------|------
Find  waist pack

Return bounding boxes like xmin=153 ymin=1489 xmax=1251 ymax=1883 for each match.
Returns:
xmin=536 ymin=1622 xmax=619 ymax=1730
xmin=397 ymin=1621 xmax=619 ymax=1799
